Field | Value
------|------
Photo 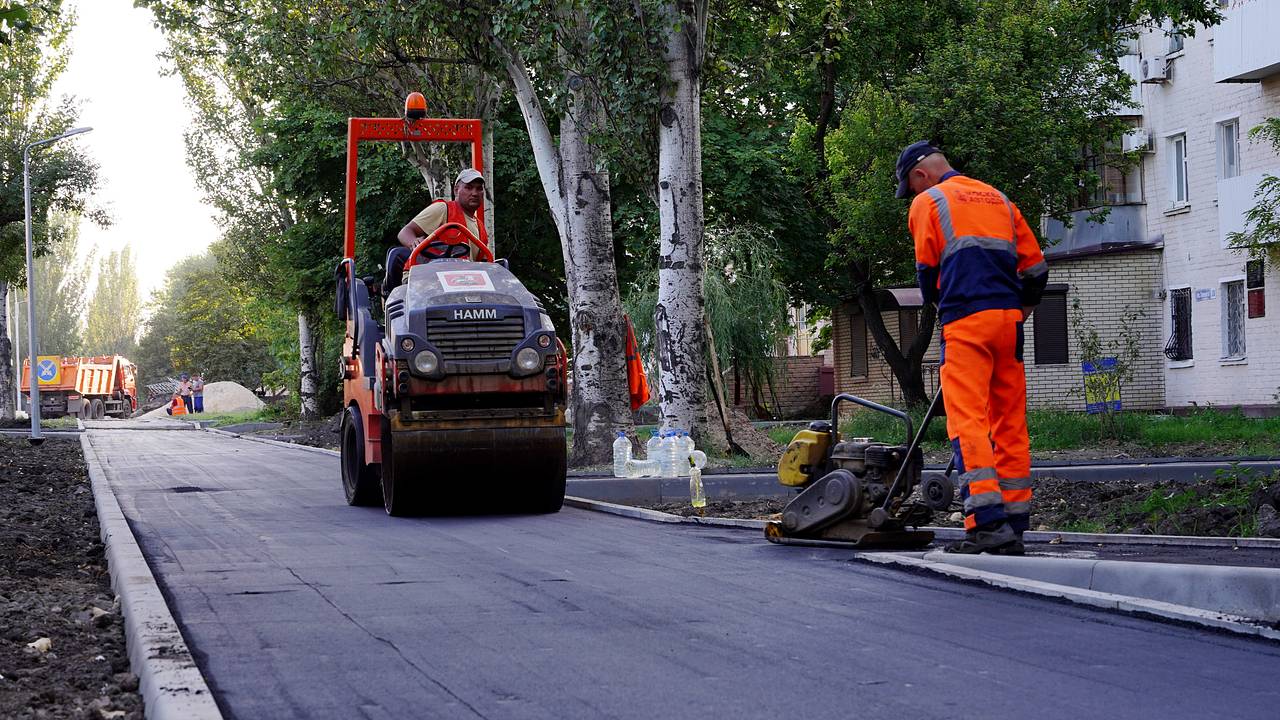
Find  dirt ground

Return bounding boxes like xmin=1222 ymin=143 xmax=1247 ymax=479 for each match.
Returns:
xmin=643 ymin=472 xmax=1280 ymax=538
xmin=0 ymin=436 xmax=143 ymax=720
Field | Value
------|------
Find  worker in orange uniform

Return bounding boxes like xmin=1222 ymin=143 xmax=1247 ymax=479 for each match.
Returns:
xmin=896 ymin=141 xmax=1048 ymax=555
xmin=384 ymin=168 xmax=491 ymax=296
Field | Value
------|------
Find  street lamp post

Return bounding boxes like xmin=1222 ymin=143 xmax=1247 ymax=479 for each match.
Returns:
xmin=23 ymin=126 xmax=92 ymax=445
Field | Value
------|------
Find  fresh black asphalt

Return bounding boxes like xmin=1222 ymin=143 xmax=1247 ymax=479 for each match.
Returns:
xmin=85 ymin=427 xmax=1280 ymax=720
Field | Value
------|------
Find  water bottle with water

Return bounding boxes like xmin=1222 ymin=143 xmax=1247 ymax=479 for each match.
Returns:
xmin=660 ymin=431 xmax=680 ymax=478
xmin=645 ymin=431 xmax=663 ymax=464
xmin=612 ymin=431 xmax=631 ymax=478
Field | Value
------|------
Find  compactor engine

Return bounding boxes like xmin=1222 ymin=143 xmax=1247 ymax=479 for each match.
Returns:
xmin=767 ymin=392 xmax=955 ymax=549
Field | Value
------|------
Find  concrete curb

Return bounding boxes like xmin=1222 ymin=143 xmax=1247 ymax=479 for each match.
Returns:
xmin=202 ymin=427 xmax=339 ymax=457
xmin=853 ymin=553 xmax=1280 ymax=642
xmin=80 ymin=433 xmax=224 ymax=720
xmin=566 ymin=497 xmax=1280 ymax=640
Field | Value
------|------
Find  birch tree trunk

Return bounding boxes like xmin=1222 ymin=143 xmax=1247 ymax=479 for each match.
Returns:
xmin=297 ymin=311 xmax=319 ymax=419
xmin=0 ymin=282 xmax=14 ymax=420
xmin=495 ymin=35 xmax=634 ymax=466
xmin=655 ymin=0 xmax=709 ymax=439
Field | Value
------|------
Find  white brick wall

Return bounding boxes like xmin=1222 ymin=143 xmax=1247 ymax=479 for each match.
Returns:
xmin=1025 ymin=249 xmax=1166 ymax=411
xmin=1141 ymin=26 xmax=1280 ymax=408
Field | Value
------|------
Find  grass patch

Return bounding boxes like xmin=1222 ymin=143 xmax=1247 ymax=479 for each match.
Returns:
xmin=203 ymin=408 xmax=280 ymax=427
xmin=1059 ymin=519 xmax=1107 ymax=534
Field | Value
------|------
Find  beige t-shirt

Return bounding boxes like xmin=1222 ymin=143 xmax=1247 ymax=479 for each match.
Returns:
xmin=410 ymin=202 xmax=480 ymax=260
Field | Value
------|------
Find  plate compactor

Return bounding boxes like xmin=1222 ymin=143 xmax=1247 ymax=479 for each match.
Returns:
xmin=335 ymin=94 xmax=568 ymax=517
xmin=767 ymin=391 xmax=955 ymax=549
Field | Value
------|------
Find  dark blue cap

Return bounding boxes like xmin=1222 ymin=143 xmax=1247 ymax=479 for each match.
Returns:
xmin=895 ymin=141 xmax=940 ymax=199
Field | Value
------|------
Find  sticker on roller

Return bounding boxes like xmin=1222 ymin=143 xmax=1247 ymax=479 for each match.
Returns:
xmin=437 ymin=270 xmax=495 ymax=292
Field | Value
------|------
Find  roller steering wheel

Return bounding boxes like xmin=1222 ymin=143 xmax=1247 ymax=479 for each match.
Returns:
xmin=404 ymin=222 xmax=494 ymax=269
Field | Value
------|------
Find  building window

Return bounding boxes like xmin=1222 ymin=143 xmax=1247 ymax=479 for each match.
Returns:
xmin=849 ymin=309 xmax=868 ymax=378
xmin=1033 ymin=287 xmax=1069 ymax=365
xmin=1167 ymin=31 xmax=1184 ymax=54
xmin=1218 ymin=120 xmax=1241 ymax=179
xmin=1247 ymin=259 xmax=1265 ymax=318
xmin=1169 ymin=134 xmax=1189 ymax=207
xmin=1075 ymin=147 xmax=1143 ymax=209
xmin=1221 ymin=280 xmax=1246 ymax=359
xmin=898 ymin=309 xmax=918 ymax=351
xmin=1164 ymin=287 xmax=1193 ymax=360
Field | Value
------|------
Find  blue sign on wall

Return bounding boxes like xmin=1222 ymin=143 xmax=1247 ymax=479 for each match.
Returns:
xmin=1082 ymin=357 xmax=1121 ymax=414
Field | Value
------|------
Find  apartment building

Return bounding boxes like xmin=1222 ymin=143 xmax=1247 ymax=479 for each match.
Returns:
xmin=1140 ymin=2 xmax=1280 ymax=410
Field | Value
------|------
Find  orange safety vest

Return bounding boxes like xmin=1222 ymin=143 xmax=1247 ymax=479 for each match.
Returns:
xmin=624 ymin=315 xmax=650 ymax=412
xmin=170 ymin=397 xmax=187 ymax=416
xmin=432 ymin=200 xmax=491 ymax=260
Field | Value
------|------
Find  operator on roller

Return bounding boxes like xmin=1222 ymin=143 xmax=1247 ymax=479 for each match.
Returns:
xmin=384 ymin=167 xmax=490 ymax=296
xmin=896 ymin=141 xmax=1048 ymax=555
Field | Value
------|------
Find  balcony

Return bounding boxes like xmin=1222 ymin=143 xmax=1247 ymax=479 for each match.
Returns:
xmin=1214 ymin=1 xmax=1280 ymax=83
xmin=1043 ymin=205 xmax=1147 ymax=258
xmin=1218 ymin=171 xmax=1274 ymax=248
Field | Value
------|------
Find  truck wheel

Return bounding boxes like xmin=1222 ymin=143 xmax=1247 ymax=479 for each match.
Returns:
xmin=340 ymin=407 xmax=381 ymax=507
xmin=90 ymin=399 xmax=105 ymax=420
xmin=380 ymin=417 xmax=423 ymax=517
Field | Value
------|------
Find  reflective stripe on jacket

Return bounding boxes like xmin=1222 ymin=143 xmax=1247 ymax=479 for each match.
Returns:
xmin=909 ymin=175 xmax=1048 ymax=325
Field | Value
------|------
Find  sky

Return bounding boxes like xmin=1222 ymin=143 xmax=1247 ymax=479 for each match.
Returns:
xmin=50 ymin=0 xmax=220 ymax=299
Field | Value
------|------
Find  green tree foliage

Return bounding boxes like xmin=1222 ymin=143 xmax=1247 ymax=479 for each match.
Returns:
xmin=82 ymin=246 xmax=141 ymax=357
xmin=136 ymin=254 xmax=282 ymax=391
xmin=0 ymin=0 xmax=103 ymax=283
xmin=1227 ymin=117 xmax=1280 ymax=264
xmin=12 ymin=210 xmax=92 ymax=354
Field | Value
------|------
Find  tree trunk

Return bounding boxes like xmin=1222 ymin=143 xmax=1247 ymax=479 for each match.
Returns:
xmin=297 ymin=311 xmax=319 ymax=419
xmin=0 ymin=282 xmax=14 ymax=420
xmin=494 ymin=35 xmax=634 ymax=467
xmin=655 ymin=0 xmax=709 ymax=441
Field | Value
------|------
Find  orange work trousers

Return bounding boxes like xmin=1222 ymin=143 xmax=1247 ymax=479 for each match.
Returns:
xmin=940 ymin=308 xmax=1032 ymax=533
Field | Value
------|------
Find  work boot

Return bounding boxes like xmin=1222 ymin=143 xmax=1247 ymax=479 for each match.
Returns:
xmin=945 ymin=522 xmax=1019 ymax=554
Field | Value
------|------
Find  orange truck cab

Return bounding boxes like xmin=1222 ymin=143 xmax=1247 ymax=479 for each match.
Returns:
xmin=21 ymin=355 xmax=139 ymax=420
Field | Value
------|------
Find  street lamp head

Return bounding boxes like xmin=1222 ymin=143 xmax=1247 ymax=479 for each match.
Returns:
xmin=62 ymin=126 xmax=92 ymax=139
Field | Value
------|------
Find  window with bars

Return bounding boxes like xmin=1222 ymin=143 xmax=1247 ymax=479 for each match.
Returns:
xmin=1164 ymin=287 xmax=1193 ymax=361
xmin=850 ymin=310 xmax=868 ymax=378
xmin=1222 ymin=280 xmax=1246 ymax=359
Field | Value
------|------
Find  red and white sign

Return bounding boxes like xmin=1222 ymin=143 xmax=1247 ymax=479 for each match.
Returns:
xmin=436 ymin=270 xmax=495 ymax=292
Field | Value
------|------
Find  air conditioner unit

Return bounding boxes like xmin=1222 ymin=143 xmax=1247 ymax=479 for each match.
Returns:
xmin=1122 ymin=128 xmax=1155 ymax=153
xmin=1141 ymin=55 xmax=1168 ymax=83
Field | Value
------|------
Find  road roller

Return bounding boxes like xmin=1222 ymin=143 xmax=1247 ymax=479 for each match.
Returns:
xmin=766 ymin=391 xmax=955 ymax=549
xmin=335 ymin=94 xmax=568 ymax=516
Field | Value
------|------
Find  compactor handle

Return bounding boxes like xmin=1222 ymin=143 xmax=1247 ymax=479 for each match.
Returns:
xmin=829 ymin=393 xmax=913 ymax=447
xmin=404 ymin=222 xmax=495 ymax=268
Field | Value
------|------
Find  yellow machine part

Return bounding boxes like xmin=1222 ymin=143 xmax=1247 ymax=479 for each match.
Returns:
xmin=777 ymin=429 xmax=832 ymax=487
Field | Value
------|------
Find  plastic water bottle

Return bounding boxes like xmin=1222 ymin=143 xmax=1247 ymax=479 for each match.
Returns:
xmin=626 ymin=457 xmax=660 ymax=477
xmin=645 ymin=431 xmax=662 ymax=463
xmin=689 ymin=465 xmax=706 ymax=509
xmin=612 ymin=431 xmax=631 ymax=478
xmin=689 ymin=449 xmax=708 ymax=470
xmin=660 ymin=431 xmax=679 ymax=478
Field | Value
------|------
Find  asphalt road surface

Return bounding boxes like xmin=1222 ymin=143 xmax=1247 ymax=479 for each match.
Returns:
xmin=85 ymin=427 xmax=1280 ymax=720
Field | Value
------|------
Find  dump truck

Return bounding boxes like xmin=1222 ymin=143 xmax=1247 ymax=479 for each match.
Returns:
xmin=336 ymin=93 xmax=568 ymax=517
xmin=21 ymin=355 xmax=139 ymax=419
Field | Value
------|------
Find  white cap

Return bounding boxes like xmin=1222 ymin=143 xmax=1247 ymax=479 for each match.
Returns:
xmin=455 ymin=168 xmax=484 ymax=186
